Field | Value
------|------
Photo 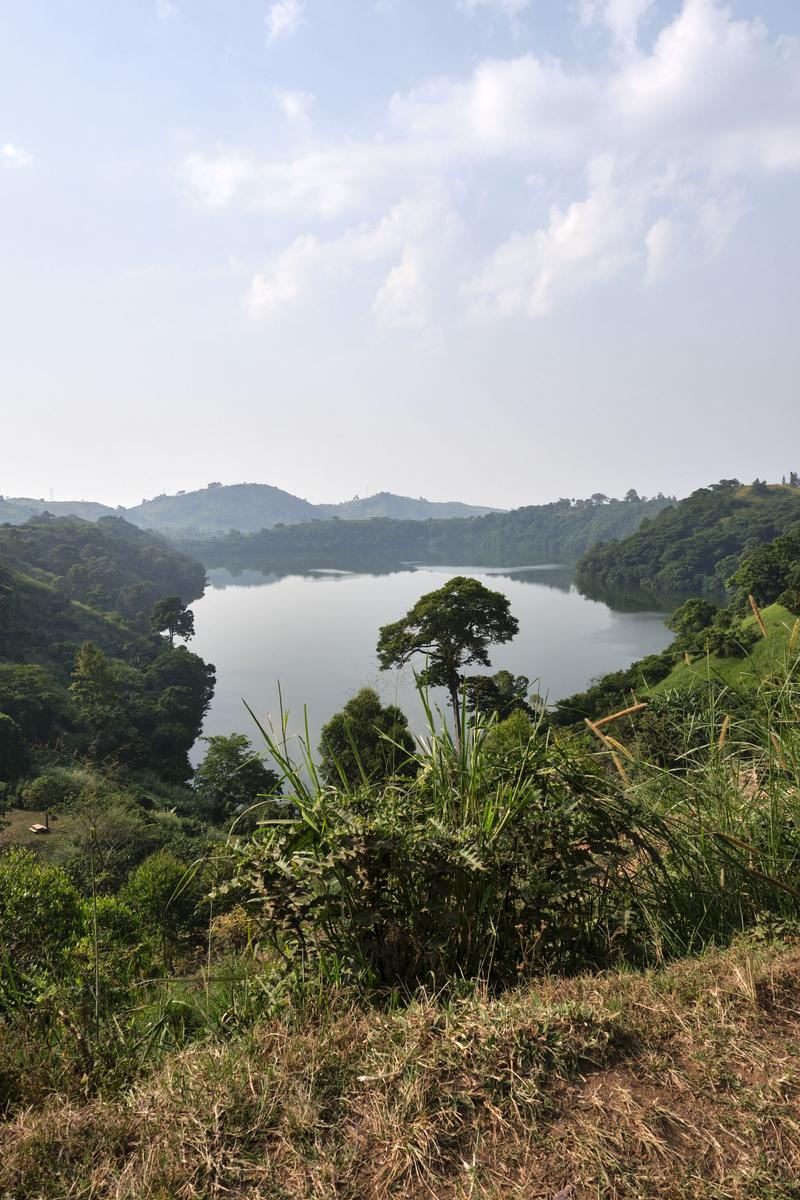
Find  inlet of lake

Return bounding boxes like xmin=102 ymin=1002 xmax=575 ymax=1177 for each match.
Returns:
xmin=189 ymin=564 xmax=672 ymax=764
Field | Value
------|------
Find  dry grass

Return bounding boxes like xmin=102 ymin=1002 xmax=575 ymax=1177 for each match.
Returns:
xmin=4 ymin=939 xmax=800 ymax=1199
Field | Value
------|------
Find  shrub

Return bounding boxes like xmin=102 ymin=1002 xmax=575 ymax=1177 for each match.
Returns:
xmin=19 ymin=772 xmax=78 ymax=811
xmin=0 ymin=849 xmax=84 ymax=980
xmin=232 ymin=715 xmax=656 ymax=989
xmin=121 ymin=850 xmax=206 ymax=967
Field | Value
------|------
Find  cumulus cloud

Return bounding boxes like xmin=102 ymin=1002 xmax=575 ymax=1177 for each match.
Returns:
xmin=467 ymin=155 xmax=647 ymax=317
xmin=266 ymin=0 xmax=304 ymax=42
xmin=184 ymin=0 xmax=800 ymax=323
xmin=246 ymin=194 xmax=462 ymax=329
xmin=2 ymin=142 xmax=34 ymax=169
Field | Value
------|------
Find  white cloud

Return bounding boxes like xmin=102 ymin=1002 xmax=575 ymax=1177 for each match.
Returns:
xmin=266 ymin=0 xmax=304 ymax=42
xmin=2 ymin=142 xmax=34 ymax=169
xmin=466 ymin=156 xmax=647 ymax=317
xmin=580 ymin=0 xmax=654 ymax=50
xmin=155 ymin=0 xmax=178 ymax=20
xmin=274 ymin=88 xmax=314 ymax=123
xmin=184 ymin=1 xmax=800 ymax=323
xmin=246 ymin=195 xmax=462 ymax=328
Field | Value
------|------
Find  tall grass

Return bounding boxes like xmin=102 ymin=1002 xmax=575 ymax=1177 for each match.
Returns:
xmin=232 ymin=652 xmax=800 ymax=991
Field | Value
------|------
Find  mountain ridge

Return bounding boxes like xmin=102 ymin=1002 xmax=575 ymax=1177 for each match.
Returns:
xmin=0 ymin=483 xmax=502 ymax=534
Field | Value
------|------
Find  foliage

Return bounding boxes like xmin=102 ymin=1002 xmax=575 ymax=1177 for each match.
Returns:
xmin=728 ymin=523 xmax=800 ymax=613
xmin=0 ymin=713 xmax=29 ymax=784
xmin=120 ymin=850 xmax=205 ymax=966
xmin=377 ymin=576 xmax=519 ymax=713
xmin=68 ymin=642 xmax=215 ymax=779
xmin=317 ymin=688 xmax=417 ymax=788
xmin=576 ymin=481 xmax=800 ymax=602
xmin=193 ymin=732 xmax=282 ymax=825
xmin=18 ymin=772 xmax=77 ymax=811
xmin=150 ymin=595 xmax=196 ymax=644
xmin=52 ymin=795 xmax=163 ymax=894
xmin=0 ymin=662 xmax=72 ymax=742
xmin=464 ymin=669 xmax=539 ymax=721
xmin=231 ymin=703 xmax=657 ymax=988
xmin=0 ymin=848 xmax=85 ymax=980
xmin=174 ymin=492 xmax=674 ymax=573
xmin=0 ymin=515 xmax=205 ymax=620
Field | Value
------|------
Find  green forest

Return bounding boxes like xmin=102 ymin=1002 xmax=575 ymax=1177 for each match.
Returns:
xmin=174 ymin=489 xmax=673 ymax=573
xmin=5 ymin=485 xmax=800 ymax=1197
xmin=576 ymin=479 xmax=800 ymax=601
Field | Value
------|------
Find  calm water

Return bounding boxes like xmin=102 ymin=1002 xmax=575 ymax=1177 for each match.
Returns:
xmin=189 ymin=564 xmax=671 ymax=763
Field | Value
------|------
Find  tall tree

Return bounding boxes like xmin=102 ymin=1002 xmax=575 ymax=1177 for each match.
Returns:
xmin=376 ymin=576 xmax=519 ymax=716
xmin=151 ymin=596 xmax=195 ymax=645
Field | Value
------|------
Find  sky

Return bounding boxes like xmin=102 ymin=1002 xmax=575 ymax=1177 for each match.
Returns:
xmin=1 ymin=0 xmax=799 ymax=511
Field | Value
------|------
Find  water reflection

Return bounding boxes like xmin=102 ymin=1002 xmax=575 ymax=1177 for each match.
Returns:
xmin=192 ymin=564 xmax=671 ymax=765
xmin=206 ymin=561 xmax=578 ymax=594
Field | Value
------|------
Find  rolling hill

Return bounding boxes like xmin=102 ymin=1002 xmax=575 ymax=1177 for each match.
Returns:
xmin=1 ymin=484 xmax=501 ymax=535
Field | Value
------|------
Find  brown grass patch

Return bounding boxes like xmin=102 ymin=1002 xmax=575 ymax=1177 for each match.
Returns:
xmin=4 ymin=941 xmax=800 ymax=1198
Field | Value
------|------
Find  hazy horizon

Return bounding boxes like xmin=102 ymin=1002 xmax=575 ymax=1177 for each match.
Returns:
xmin=3 ymin=0 xmax=799 ymax=508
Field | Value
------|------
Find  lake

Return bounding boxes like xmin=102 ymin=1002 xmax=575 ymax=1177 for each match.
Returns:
xmin=189 ymin=564 xmax=671 ymax=764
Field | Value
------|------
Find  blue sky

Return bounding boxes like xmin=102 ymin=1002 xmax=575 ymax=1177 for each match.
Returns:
xmin=1 ymin=0 xmax=799 ymax=508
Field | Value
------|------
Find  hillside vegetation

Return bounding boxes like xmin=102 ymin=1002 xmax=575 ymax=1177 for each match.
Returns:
xmin=175 ymin=491 xmax=673 ymax=571
xmin=576 ymin=480 xmax=800 ymax=602
xmin=0 ymin=516 xmax=213 ymax=778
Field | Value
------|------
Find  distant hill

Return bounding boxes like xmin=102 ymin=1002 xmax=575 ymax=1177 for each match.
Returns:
xmin=316 ymin=492 xmax=500 ymax=522
xmin=576 ymin=481 xmax=800 ymax=602
xmin=0 ymin=497 xmax=116 ymax=524
xmin=124 ymin=483 xmax=318 ymax=534
xmin=1 ymin=484 xmax=501 ymax=535
xmin=172 ymin=492 xmax=674 ymax=573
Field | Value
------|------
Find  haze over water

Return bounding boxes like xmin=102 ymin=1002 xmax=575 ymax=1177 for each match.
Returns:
xmin=191 ymin=564 xmax=671 ymax=761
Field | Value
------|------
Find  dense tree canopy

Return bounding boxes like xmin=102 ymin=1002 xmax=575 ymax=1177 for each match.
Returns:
xmin=576 ymin=482 xmax=800 ymax=602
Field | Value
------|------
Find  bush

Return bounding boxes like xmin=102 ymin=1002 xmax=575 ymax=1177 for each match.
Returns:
xmin=232 ymin=717 xmax=656 ymax=989
xmin=0 ymin=849 xmax=84 ymax=980
xmin=318 ymin=688 xmax=417 ymax=788
xmin=121 ymin=850 xmax=206 ymax=967
xmin=19 ymin=772 xmax=78 ymax=812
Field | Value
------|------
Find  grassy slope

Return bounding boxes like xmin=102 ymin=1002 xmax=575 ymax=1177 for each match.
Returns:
xmin=649 ymin=603 xmax=799 ymax=696
xmin=3 ymin=938 xmax=800 ymax=1198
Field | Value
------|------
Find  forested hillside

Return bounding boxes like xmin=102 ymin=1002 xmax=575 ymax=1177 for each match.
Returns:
xmin=0 ymin=515 xmax=205 ymax=618
xmin=576 ymin=480 xmax=800 ymax=602
xmin=174 ymin=491 xmax=673 ymax=571
xmin=0 ymin=516 xmax=212 ymax=779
